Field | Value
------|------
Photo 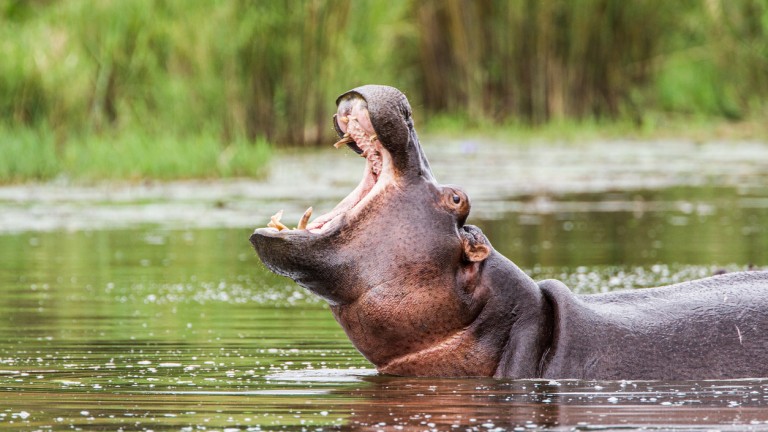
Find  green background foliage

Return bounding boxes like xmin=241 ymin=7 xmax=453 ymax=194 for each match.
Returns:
xmin=1 ymin=0 xmax=767 ymax=181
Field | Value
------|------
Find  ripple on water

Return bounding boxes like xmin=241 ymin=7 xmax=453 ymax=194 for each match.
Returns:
xmin=1 ymin=188 xmax=767 ymax=429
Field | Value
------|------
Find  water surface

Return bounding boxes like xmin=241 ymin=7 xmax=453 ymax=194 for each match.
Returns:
xmin=1 ymin=139 xmax=768 ymax=430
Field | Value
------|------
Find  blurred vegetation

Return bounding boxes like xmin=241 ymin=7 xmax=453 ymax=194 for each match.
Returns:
xmin=1 ymin=0 xmax=767 ymax=182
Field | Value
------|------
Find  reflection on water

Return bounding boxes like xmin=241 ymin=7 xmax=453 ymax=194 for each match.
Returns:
xmin=480 ymin=187 xmax=768 ymax=270
xmin=1 ymin=184 xmax=767 ymax=429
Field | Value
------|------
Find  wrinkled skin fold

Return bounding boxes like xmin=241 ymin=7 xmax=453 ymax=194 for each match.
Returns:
xmin=250 ymin=85 xmax=768 ymax=380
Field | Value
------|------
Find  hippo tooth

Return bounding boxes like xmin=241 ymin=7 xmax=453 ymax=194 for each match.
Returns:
xmin=297 ymin=207 xmax=313 ymax=230
xmin=339 ymin=116 xmax=349 ymax=123
xmin=268 ymin=210 xmax=288 ymax=231
xmin=333 ymin=134 xmax=353 ymax=149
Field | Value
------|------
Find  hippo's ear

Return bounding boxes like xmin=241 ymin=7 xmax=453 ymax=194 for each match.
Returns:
xmin=460 ymin=225 xmax=491 ymax=263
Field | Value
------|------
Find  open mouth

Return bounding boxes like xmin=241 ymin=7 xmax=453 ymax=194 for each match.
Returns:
xmin=264 ymin=98 xmax=392 ymax=234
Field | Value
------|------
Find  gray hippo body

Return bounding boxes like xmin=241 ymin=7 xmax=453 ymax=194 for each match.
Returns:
xmin=498 ymin=261 xmax=768 ymax=379
xmin=250 ymin=85 xmax=768 ymax=380
xmin=543 ymin=272 xmax=768 ymax=380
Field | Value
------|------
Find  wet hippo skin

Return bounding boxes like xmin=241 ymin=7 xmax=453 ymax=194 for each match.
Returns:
xmin=250 ymin=85 xmax=768 ymax=380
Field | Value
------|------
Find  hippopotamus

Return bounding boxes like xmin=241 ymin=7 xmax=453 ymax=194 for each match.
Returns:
xmin=250 ymin=85 xmax=768 ymax=380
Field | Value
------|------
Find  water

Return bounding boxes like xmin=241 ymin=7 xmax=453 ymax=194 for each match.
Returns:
xmin=1 ymin=139 xmax=768 ymax=430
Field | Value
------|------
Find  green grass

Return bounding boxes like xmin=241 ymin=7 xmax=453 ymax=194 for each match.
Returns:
xmin=3 ymin=1 xmax=768 ymax=148
xmin=0 ymin=127 xmax=271 ymax=183
xmin=0 ymin=125 xmax=59 ymax=182
xmin=2 ymin=0 xmax=768 ymax=184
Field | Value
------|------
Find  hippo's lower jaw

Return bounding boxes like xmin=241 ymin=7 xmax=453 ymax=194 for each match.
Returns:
xmin=252 ymin=98 xmax=394 ymax=240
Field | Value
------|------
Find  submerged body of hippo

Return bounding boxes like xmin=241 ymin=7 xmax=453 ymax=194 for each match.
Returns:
xmin=250 ymin=85 xmax=768 ymax=380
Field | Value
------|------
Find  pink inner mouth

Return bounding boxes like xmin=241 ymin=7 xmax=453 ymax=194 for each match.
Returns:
xmin=302 ymin=101 xmax=385 ymax=233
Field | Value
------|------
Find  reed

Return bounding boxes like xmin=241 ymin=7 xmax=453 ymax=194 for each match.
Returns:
xmin=412 ymin=0 xmax=691 ymax=125
xmin=1 ymin=0 xmax=767 ymax=182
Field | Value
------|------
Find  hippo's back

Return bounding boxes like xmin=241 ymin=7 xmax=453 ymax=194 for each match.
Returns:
xmin=550 ymin=271 xmax=768 ymax=380
xmin=583 ymin=270 xmax=768 ymax=308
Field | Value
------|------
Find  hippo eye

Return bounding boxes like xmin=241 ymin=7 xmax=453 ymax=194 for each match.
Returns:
xmin=452 ymin=194 xmax=461 ymax=204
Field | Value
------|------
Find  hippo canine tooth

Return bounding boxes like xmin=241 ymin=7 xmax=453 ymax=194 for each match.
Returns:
xmin=333 ymin=134 xmax=353 ymax=149
xmin=297 ymin=207 xmax=313 ymax=230
xmin=267 ymin=210 xmax=288 ymax=231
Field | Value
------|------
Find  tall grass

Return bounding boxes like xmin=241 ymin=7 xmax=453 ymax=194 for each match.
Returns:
xmin=654 ymin=0 xmax=768 ymax=119
xmin=411 ymin=0 xmax=668 ymax=123
xmin=61 ymin=131 xmax=271 ymax=181
xmin=1 ymin=0 xmax=767 ymax=182
xmin=0 ymin=125 xmax=59 ymax=182
xmin=0 ymin=126 xmax=271 ymax=182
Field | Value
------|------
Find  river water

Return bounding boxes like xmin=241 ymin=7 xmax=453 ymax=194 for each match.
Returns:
xmin=1 ymin=138 xmax=768 ymax=430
